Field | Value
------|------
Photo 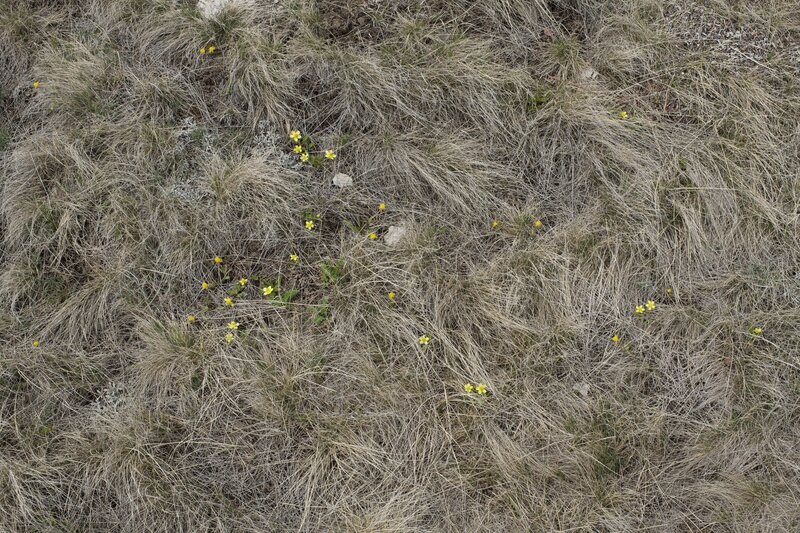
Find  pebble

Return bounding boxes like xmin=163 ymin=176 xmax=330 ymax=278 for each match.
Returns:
xmin=384 ymin=226 xmax=407 ymax=246
xmin=572 ymin=382 xmax=590 ymax=397
xmin=332 ymin=173 xmax=353 ymax=188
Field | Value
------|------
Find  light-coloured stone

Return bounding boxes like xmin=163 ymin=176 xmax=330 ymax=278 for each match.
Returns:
xmin=197 ymin=0 xmax=249 ymax=18
xmin=572 ymin=382 xmax=590 ymax=397
xmin=384 ymin=226 xmax=407 ymax=246
xmin=579 ymin=66 xmax=599 ymax=80
xmin=332 ymin=173 xmax=353 ymax=188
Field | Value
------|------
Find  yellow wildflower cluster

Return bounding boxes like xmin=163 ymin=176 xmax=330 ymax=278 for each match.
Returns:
xmin=189 ymin=256 xmax=301 ymax=348
xmin=288 ymin=129 xmax=337 ymax=167
xmin=464 ymin=383 xmax=487 ymax=395
xmin=225 ymin=322 xmax=239 ymax=343
xmin=303 ymin=212 xmax=322 ymax=232
xmin=636 ymin=300 xmax=656 ymax=314
xmin=419 ymin=335 xmax=430 ymax=345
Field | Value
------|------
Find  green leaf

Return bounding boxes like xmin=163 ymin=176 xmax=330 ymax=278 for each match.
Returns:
xmin=227 ymin=284 xmax=245 ymax=296
xmin=313 ymin=299 xmax=330 ymax=323
xmin=320 ymin=258 xmax=345 ymax=285
xmin=280 ymin=289 xmax=298 ymax=303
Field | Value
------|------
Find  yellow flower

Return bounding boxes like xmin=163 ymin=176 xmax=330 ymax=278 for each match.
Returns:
xmin=299 ymin=152 xmax=309 ymax=163
xmin=227 ymin=321 xmax=239 ymax=330
xmin=224 ymin=297 xmax=234 ymax=307
xmin=187 ymin=315 xmax=196 ymax=322
xmin=225 ymin=332 xmax=234 ymax=343
xmin=619 ymin=111 xmax=629 ymax=119
xmin=324 ymin=150 xmax=336 ymax=160
xmin=491 ymin=219 xmax=500 ymax=229
xmin=666 ymin=287 xmax=673 ymax=295
xmin=645 ymin=300 xmax=656 ymax=311
xmin=369 ymin=232 xmax=377 ymax=240
xmin=289 ymin=130 xmax=302 ymax=143
xmin=475 ymin=383 xmax=487 ymax=395
xmin=464 ymin=383 xmax=474 ymax=393
xmin=293 ymin=145 xmax=303 ymax=154
xmin=33 ymin=81 xmax=40 ymax=89
xmin=32 ymin=340 xmax=40 ymax=347
xmin=239 ymin=278 xmax=248 ymax=286
xmin=419 ymin=335 xmax=430 ymax=345
xmin=262 ymin=286 xmax=274 ymax=296
xmin=611 ymin=334 xmax=620 ymax=343
xmin=199 ymin=47 xmax=206 ymax=54
xmin=635 ymin=305 xmax=645 ymax=314
xmin=208 ymin=45 xmax=215 ymax=53
xmin=201 ymin=281 xmax=209 ymax=290
xmin=387 ymin=291 xmax=396 ymax=300
xmin=378 ymin=203 xmax=386 ymax=211
xmin=214 ymin=256 xmax=223 ymax=264
xmin=753 ymin=327 xmax=762 ymax=335
xmin=534 ymin=220 xmax=543 ymax=229
xmin=289 ymin=254 xmax=299 ymax=262
xmin=305 ymin=220 xmax=315 ymax=230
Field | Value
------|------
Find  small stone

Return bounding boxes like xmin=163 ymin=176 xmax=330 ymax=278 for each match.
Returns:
xmin=332 ymin=173 xmax=353 ymax=188
xmin=579 ymin=66 xmax=599 ymax=80
xmin=197 ymin=0 xmax=249 ymax=18
xmin=384 ymin=225 xmax=407 ymax=246
xmin=572 ymin=382 xmax=590 ymax=397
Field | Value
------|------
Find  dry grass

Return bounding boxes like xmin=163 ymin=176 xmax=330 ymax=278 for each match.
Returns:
xmin=1 ymin=0 xmax=800 ymax=530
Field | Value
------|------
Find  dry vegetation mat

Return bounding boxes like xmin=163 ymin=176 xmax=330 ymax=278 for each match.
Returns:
xmin=1 ymin=0 xmax=800 ymax=530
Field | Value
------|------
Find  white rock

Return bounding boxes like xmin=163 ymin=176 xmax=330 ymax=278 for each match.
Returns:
xmin=332 ymin=173 xmax=353 ymax=188
xmin=579 ymin=66 xmax=599 ymax=80
xmin=197 ymin=0 xmax=249 ymax=18
xmin=384 ymin=226 xmax=407 ymax=246
xmin=572 ymin=382 xmax=590 ymax=397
